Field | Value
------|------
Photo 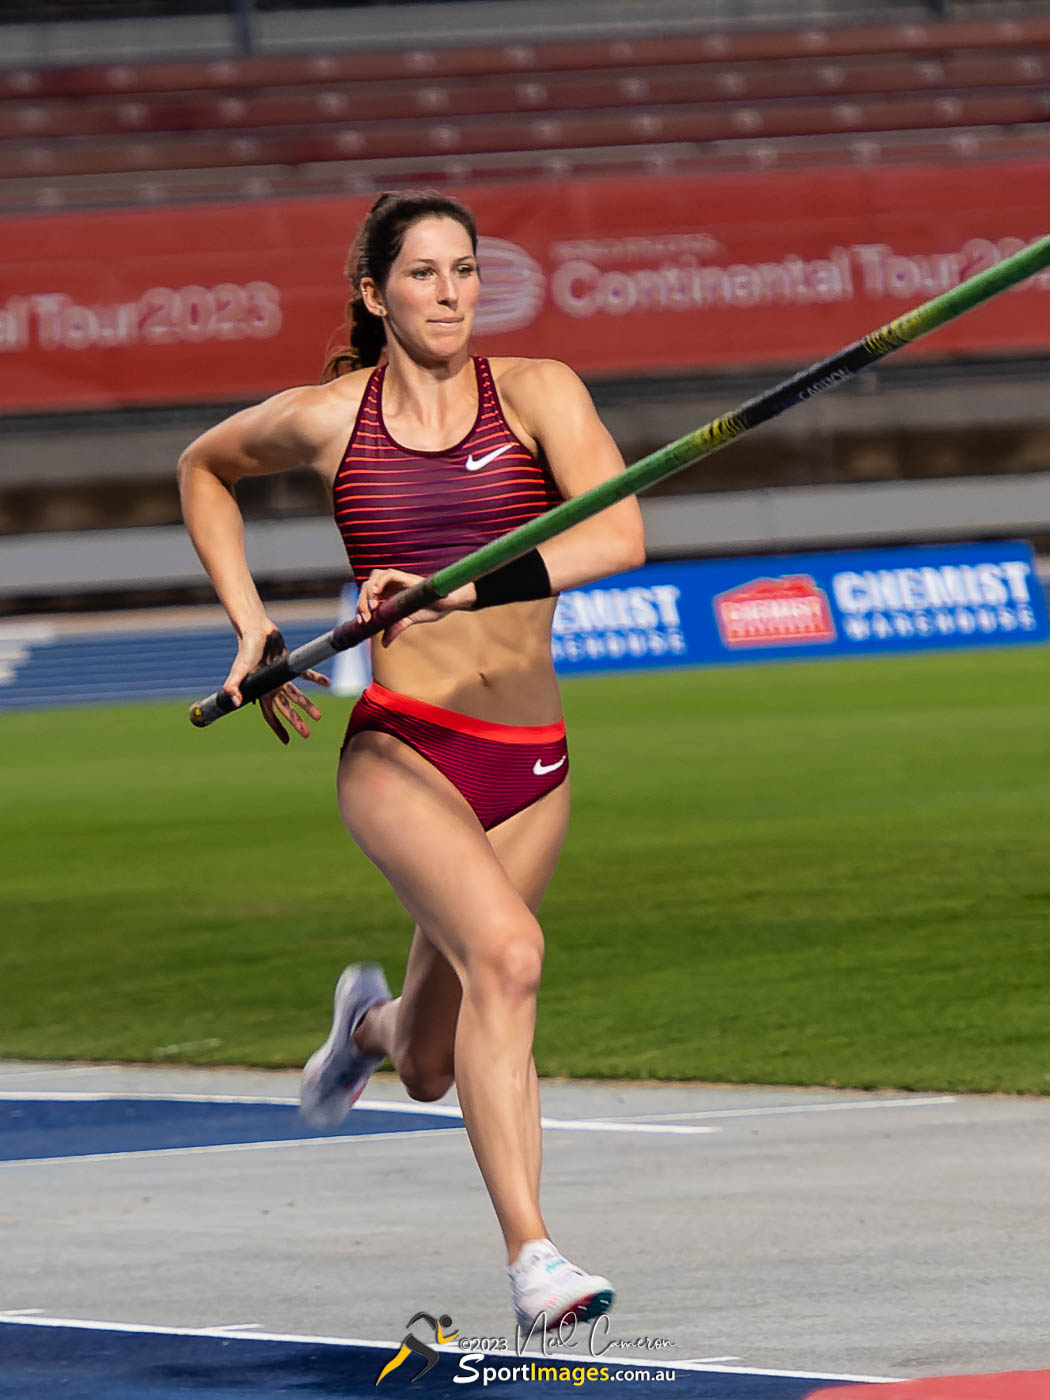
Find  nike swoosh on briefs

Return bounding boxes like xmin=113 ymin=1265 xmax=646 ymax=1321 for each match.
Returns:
xmin=465 ymin=443 xmax=514 ymax=472
xmin=533 ymin=756 xmax=567 ymax=776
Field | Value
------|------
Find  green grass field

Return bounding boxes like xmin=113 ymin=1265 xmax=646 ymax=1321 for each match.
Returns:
xmin=4 ymin=646 xmax=1049 ymax=1093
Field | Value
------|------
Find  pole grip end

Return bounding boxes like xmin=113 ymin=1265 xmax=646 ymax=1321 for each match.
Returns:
xmin=188 ymin=688 xmax=238 ymax=727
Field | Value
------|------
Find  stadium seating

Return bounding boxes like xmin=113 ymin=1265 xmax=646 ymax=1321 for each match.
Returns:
xmin=2 ymin=50 xmax=1048 ymax=140
xmin=0 ymin=616 xmax=335 ymax=710
xmin=5 ymin=91 xmax=1050 ymax=183
xmin=2 ymin=15 xmax=1050 ymax=204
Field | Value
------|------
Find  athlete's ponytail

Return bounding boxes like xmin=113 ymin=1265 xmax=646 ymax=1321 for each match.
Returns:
xmin=321 ymin=189 xmax=478 ymax=381
xmin=321 ymin=294 xmax=386 ymax=381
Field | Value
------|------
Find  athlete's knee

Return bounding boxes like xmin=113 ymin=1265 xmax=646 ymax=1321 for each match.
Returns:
xmin=396 ymin=1047 xmax=455 ymax=1103
xmin=393 ymin=1022 xmax=456 ymax=1103
xmin=469 ymin=918 xmax=545 ymax=1004
xmin=403 ymin=1068 xmax=455 ymax=1103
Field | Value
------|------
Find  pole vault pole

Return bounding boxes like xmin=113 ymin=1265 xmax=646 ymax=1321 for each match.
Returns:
xmin=189 ymin=232 xmax=1050 ymax=728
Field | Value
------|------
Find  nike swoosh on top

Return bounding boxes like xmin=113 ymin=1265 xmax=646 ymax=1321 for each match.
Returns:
xmin=533 ymin=756 xmax=567 ymax=776
xmin=465 ymin=443 xmax=514 ymax=472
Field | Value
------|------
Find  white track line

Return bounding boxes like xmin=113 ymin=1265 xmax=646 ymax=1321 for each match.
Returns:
xmin=615 ymin=1095 xmax=957 ymax=1123
xmin=359 ymin=1098 xmax=464 ymax=1117
xmin=0 ymin=1066 xmax=119 ymax=1082
xmin=0 ymin=1091 xmax=306 ymax=1105
xmin=0 ymin=1092 xmax=458 ymax=1112
xmin=0 ymin=1314 xmax=902 ymax=1382
xmin=539 ymin=1117 xmax=717 ymax=1135
xmin=0 ymin=1315 xmax=399 ymax=1348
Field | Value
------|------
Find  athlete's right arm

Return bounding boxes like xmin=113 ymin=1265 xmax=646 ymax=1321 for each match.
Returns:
xmin=176 ymin=384 xmax=344 ymax=738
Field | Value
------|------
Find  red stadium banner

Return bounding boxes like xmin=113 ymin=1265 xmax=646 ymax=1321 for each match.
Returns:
xmin=3 ymin=160 xmax=1050 ymax=412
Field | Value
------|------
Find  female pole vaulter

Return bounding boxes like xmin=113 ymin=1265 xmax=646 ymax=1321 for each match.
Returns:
xmin=177 ymin=190 xmax=645 ymax=1334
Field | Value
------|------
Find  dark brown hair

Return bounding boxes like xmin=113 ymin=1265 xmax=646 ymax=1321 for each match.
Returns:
xmin=321 ymin=189 xmax=479 ymax=381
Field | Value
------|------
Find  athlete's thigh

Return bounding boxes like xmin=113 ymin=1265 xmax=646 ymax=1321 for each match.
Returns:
xmin=487 ymin=776 xmax=571 ymax=915
xmin=395 ymin=777 xmax=572 ymax=1064
xmin=338 ymin=731 xmax=539 ymax=979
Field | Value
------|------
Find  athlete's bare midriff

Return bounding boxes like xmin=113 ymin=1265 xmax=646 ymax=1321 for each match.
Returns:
xmin=369 ymin=600 xmax=562 ymax=726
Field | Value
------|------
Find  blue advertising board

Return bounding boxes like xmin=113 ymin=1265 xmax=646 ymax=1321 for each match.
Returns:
xmin=551 ymin=541 xmax=1049 ymax=675
xmin=3 ymin=543 xmax=1044 ymax=711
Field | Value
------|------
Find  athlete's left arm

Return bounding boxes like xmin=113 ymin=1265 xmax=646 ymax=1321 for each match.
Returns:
xmin=503 ymin=359 xmax=646 ymax=592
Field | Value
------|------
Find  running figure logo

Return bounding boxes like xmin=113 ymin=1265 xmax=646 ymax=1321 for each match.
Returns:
xmin=376 ymin=1312 xmax=459 ymax=1384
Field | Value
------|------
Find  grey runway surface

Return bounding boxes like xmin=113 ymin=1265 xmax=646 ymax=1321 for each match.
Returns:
xmin=1 ymin=1059 xmax=1047 ymax=1382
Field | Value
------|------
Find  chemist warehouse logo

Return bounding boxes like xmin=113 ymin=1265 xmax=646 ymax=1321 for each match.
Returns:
xmin=377 ymin=1310 xmax=678 ymax=1387
xmin=714 ymin=558 xmax=1042 ymax=650
xmin=830 ymin=558 xmax=1039 ymax=642
xmin=553 ymin=582 xmax=687 ymax=664
xmin=714 ymin=575 xmax=836 ymax=648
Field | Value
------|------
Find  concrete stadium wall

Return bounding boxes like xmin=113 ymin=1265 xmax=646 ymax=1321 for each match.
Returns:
xmin=4 ymin=473 xmax=1050 ymax=605
xmin=0 ymin=1 xmax=1002 ymax=68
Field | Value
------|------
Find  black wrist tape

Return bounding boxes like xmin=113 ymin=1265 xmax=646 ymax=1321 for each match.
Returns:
xmin=471 ymin=550 xmax=551 ymax=609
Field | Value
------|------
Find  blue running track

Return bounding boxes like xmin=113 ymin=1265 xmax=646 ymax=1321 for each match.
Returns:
xmin=0 ymin=1319 xmax=873 ymax=1400
xmin=0 ymin=1095 xmax=881 ymax=1399
xmin=0 ymin=1095 xmax=460 ymax=1162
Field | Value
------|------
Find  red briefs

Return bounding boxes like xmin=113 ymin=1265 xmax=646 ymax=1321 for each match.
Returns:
xmin=342 ymin=681 xmax=569 ymax=831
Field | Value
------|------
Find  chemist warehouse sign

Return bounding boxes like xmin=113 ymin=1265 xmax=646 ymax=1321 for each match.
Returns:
xmin=551 ymin=542 xmax=1048 ymax=674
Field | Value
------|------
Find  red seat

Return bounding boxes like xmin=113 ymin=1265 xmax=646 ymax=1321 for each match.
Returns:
xmin=3 ymin=47 xmax=1049 ymax=147
xmin=3 ymin=15 xmax=1050 ymax=191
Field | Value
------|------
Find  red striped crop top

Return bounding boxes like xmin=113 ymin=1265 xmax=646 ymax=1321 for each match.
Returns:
xmin=332 ymin=356 xmax=563 ymax=586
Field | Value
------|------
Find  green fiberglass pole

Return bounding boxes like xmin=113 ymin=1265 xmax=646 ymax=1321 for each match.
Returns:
xmin=190 ymin=232 xmax=1050 ymax=727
